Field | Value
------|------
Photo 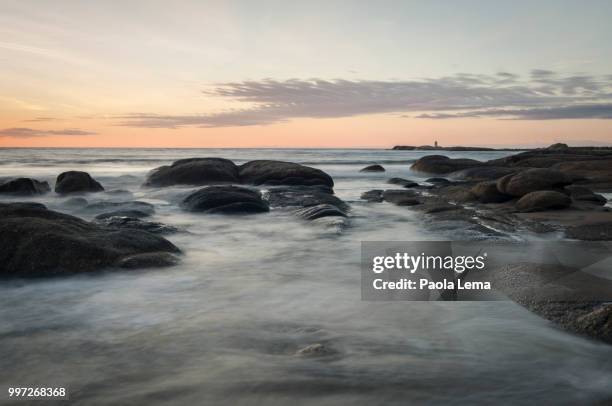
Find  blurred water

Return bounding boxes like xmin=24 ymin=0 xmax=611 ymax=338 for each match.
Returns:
xmin=1 ymin=148 xmax=611 ymax=405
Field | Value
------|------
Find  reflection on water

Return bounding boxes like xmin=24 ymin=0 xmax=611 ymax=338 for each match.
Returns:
xmin=1 ymin=148 xmax=612 ymax=405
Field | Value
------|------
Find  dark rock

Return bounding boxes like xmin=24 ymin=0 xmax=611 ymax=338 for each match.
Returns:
xmin=145 ymin=157 xmax=240 ymax=187
xmin=387 ymin=178 xmax=418 ymax=187
xmin=382 ymin=190 xmax=420 ymax=206
xmin=55 ymin=171 xmax=104 ymax=194
xmin=449 ymin=167 xmax=518 ymax=181
xmin=95 ymin=210 xmax=152 ymax=220
xmin=391 ymin=145 xmax=416 ymax=150
xmin=239 ymin=160 xmax=334 ymax=187
xmin=411 ymin=155 xmax=486 ymax=174
xmin=515 ymin=191 xmax=571 ymax=212
xmin=437 ymin=185 xmax=477 ymax=203
xmin=0 ymin=178 xmax=50 ymax=195
xmin=294 ymin=204 xmax=347 ymax=220
xmin=360 ymin=190 xmax=384 ymax=203
xmin=552 ymin=160 xmax=612 ymax=192
xmin=497 ymin=168 xmax=572 ymax=197
xmin=547 ymin=143 xmax=569 ymax=151
xmin=360 ymin=164 xmax=385 ymax=172
xmin=94 ymin=216 xmax=178 ymax=234
xmin=0 ymin=202 xmax=180 ymax=277
xmin=264 ymin=185 xmax=348 ymax=211
xmin=84 ymin=201 xmax=155 ymax=216
xmin=471 ymin=181 xmax=513 ymax=203
xmin=116 ymin=252 xmax=180 ymax=269
xmin=425 ymin=177 xmax=451 ymax=185
xmin=181 ymin=185 xmax=269 ymax=214
xmin=565 ymin=185 xmax=607 ymax=206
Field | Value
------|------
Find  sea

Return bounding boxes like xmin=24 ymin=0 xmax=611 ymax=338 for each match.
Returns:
xmin=1 ymin=148 xmax=611 ymax=405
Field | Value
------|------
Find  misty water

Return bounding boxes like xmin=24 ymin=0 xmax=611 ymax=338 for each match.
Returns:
xmin=1 ymin=148 xmax=612 ymax=405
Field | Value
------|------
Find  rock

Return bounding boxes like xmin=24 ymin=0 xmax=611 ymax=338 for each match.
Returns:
xmin=181 ymin=185 xmax=269 ymax=214
xmin=411 ymin=155 xmax=486 ymax=174
xmin=471 ymin=181 xmax=513 ymax=203
xmin=552 ymin=160 xmax=612 ymax=192
xmin=382 ymin=190 xmax=420 ymax=206
xmin=116 ymin=252 xmax=180 ymax=269
xmin=515 ymin=191 xmax=571 ymax=212
xmin=360 ymin=164 xmax=385 ymax=172
xmin=264 ymin=185 xmax=348 ymax=211
xmin=547 ymin=143 xmax=569 ymax=151
xmin=387 ymin=178 xmax=418 ymax=187
xmin=497 ymin=168 xmax=571 ymax=197
xmin=239 ymin=160 xmax=334 ymax=187
xmin=361 ymin=190 xmax=384 ymax=203
xmin=94 ymin=216 xmax=178 ymax=234
xmin=0 ymin=178 xmax=50 ymax=195
xmin=437 ymin=185 xmax=477 ymax=203
xmin=95 ymin=210 xmax=152 ymax=220
xmin=391 ymin=145 xmax=416 ymax=150
xmin=0 ymin=202 xmax=180 ymax=277
xmin=84 ymin=201 xmax=155 ymax=216
xmin=294 ymin=204 xmax=347 ymax=220
xmin=449 ymin=167 xmax=518 ymax=181
xmin=144 ymin=157 xmax=240 ymax=187
xmin=425 ymin=177 xmax=451 ymax=185
xmin=55 ymin=171 xmax=104 ymax=194
xmin=565 ymin=185 xmax=607 ymax=206
xmin=295 ymin=343 xmax=336 ymax=357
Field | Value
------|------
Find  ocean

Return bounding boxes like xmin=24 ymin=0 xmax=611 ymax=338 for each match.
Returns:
xmin=1 ymin=148 xmax=611 ymax=405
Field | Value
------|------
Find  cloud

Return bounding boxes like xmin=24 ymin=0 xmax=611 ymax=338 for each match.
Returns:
xmin=0 ymin=127 xmax=97 ymax=138
xmin=22 ymin=117 xmax=57 ymax=122
xmin=116 ymin=70 xmax=612 ymax=128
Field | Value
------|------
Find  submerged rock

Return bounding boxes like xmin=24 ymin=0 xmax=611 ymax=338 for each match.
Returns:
xmin=94 ymin=216 xmax=178 ymax=234
xmin=515 ymin=190 xmax=571 ymax=212
xmin=181 ymin=185 xmax=269 ymax=214
xmin=84 ymin=201 xmax=155 ymax=216
xmin=95 ymin=210 xmax=152 ymax=219
xmin=387 ymin=177 xmax=418 ymax=187
xmin=55 ymin=171 xmax=104 ymax=194
xmin=425 ymin=177 xmax=451 ymax=185
xmin=0 ymin=202 xmax=180 ymax=277
xmin=361 ymin=189 xmax=384 ymax=203
xmin=145 ymin=157 xmax=240 ymax=187
xmin=264 ymin=185 xmax=348 ymax=211
xmin=360 ymin=164 xmax=385 ymax=172
xmin=295 ymin=343 xmax=337 ymax=358
xmin=239 ymin=160 xmax=334 ymax=187
xmin=497 ymin=168 xmax=571 ymax=197
xmin=382 ymin=190 xmax=420 ymax=206
xmin=0 ymin=178 xmax=50 ymax=195
xmin=294 ymin=204 xmax=347 ymax=220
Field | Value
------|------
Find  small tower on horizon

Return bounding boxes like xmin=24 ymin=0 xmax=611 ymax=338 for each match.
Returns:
xmin=434 ymin=140 xmax=438 ymax=148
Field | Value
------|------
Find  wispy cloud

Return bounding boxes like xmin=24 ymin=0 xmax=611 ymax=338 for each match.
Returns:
xmin=22 ymin=117 xmax=58 ymax=122
xmin=116 ymin=70 xmax=612 ymax=128
xmin=0 ymin=127 xmax=97 ymax=138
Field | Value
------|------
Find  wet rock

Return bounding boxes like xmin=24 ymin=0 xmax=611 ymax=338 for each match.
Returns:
xmin=471 ymin=181 xmax=513 ymax=203
xmin=360 ymin=164 xmax=385 ymax=172
xmin=181 ymin=185 xmax=269 ymax=214
xmin=449 ymin=166 xmax=518 ymax=181
xmin=94 ymin=216 xmax=178 ymax=234
xmin=552 ymin=160 xmax=612 ymax=192
xmin=382 ymin=189 xmax=420 ymax=206
xmin=144 ymin=157 xmax=240 ymax=187
xmin=437 ymin=185 xmax=477 ymax=203
xmin=264 ymin=185 xmax=348 ymax=211
xmin=84 ymin=201 xmax=155 ymax=216
xmin=425 ymin=177 xmax=451 ymax=185
xmin=95 ymin=210 xmax=152 ymax=219
xmin=565 ymin=185 xmax=607 ymax=206
xmin=387 ymin=177 xmax=418 ymax=187
xmin=55 ymin=171 xmax=104 ymax=194
xmin=515 ymin=191 xmax=571 ymax=212
xmin=0 ymin=202 xmax=180 ymax=277
xmin=294 ymin=204 xmax=347 ymax=220
xmin=116 ymin=252 xmax=180 ymax=269
xmin=361 ymin=189 xmax=384 ymax=202
xmin=239 ymin=160 xmax=334 ymax=187
xmin=295 ymin=343 xmax=336 ymax=357
xmin=411 ymin=155 xmax=486 ymax=174
xmin=497 ymin=168 xmax=571 ymax=197
xmin=0 ymin=178 xmax=50 ymax=195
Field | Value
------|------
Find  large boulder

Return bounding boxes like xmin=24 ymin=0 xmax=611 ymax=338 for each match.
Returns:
xmin=515 ymin=191 xmax=571 ymax=212
xmin=436 ymin=185 xmax=477 ymax=203
xmin=145 ymin=157 xmax=240 ymax=187
xmin=360 ymin=164 xmax=385 ymax=172
xmin=382 ymin=190 xmax=420 ymax=206
xmin=181 ymin=185 xmax=269 ymax=214
xmin=0 ymin=202 xmax=180 ymax=277
xmin=411 ymin=155 xmax=485 ymax=174
xmin=471 ymin=181 xmax=513 ymax=203
xmin=55 ymin=171 xmax=104 ymax=194
xmin=0 ymin=178 xmax=50 ymax=195
xmin=496 ymin=168 xmax=571 ymax=197
xmin=552 ymin=160 xmax=612 ymax=192
xmin=449 ymin=167 xmax=518 ymax=181
xmin=239 ymin=160 xmax=334 ymax=187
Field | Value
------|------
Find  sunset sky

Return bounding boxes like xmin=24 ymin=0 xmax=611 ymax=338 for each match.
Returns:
xmin=1 ymin=0 xmax=611 ymax=148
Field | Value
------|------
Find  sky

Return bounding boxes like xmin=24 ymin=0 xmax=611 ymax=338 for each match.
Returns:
xmin=1 ymin=0 xmax=611 ymax=148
